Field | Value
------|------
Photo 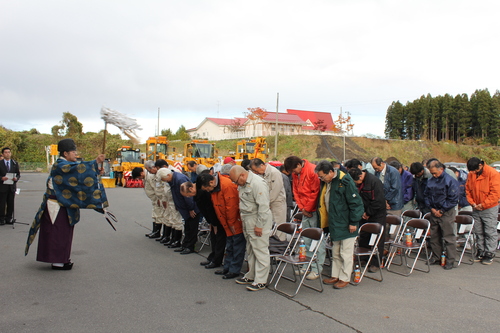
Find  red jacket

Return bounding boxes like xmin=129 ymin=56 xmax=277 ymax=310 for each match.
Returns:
xmin=466 ymin=164 xmax=500 ymax=210
xmin=124 ymin=178 xmax=144 ymax=188
xmin=211 ymin=174 xmax=243 ymax=236
xmin=292 ymin=159 xmax=320 ymax=212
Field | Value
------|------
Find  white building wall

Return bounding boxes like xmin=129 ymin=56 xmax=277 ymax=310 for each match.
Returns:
xmin=188 ymin=118 xmax=332 ymax=141
xmin=189 ymin=121 xmax=222 ymax=140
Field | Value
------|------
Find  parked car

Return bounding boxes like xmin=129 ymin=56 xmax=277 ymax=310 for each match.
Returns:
xmin=444 ymin=162 xmax=467 ymax=172
xmin=489 ymin=161 xmax=500 ymax=172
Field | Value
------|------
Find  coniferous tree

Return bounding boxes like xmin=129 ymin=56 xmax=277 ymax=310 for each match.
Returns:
xmin=384 ymin=89 xmax=498 ymax=145
xmin=454 ymin=93 xmax=470 ymax=142
xmin=471 ymin=89 xmax=492 ymax=140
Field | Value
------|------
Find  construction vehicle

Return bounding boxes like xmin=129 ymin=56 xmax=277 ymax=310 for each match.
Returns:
xmin=229 ymin=137 xmax=269 ymax=163
xmin=145 ymin=136 xmax=185 ymax=170
xmin=112 ymin=146 xmax=144 ymax=186
xmin=146 ymin=136 xmax=170 ymax=161
xmin=182 ymin=140 xmax=219 ymax=171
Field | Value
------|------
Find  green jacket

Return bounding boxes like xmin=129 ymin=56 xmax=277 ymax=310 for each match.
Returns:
xmin=328 ymin=171 xmax=364 ymax=241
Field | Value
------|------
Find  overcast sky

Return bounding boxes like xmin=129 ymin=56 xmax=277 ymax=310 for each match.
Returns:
xmin=1 ymin=0 xmax=499 ymax=142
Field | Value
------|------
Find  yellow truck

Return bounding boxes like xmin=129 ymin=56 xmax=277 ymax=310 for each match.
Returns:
xmin=182 ymin=140 xmax=219 ymax=171
xmin=146 ymin=136 xmax=169 ymax=161
xmin=229 ymin=137 xmax=269 ymax=163
xmin=112 ymin=146 xmax=143 ymax=186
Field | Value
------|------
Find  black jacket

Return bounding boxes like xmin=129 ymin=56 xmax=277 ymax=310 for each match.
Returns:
xmin=357 ymin=171 xmax=386 ymax=222
xmin=0 ymin=159 xmax=20 ymax=193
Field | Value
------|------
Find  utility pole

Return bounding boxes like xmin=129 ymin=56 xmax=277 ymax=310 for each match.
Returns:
xmin=157 ymin=107 xmax=160 ymax=136
xmin=275 ymin=93 xmax=279 ymax=159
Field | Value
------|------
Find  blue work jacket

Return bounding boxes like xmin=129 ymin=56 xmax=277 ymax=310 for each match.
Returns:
xmin=424 ymin=171 xmax=459 ymax=212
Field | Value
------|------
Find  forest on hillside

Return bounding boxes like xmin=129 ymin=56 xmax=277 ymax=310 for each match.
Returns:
xmin=385 ymin=89 xmax=500 ymax=145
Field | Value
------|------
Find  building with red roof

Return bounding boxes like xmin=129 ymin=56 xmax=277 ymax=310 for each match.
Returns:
xmin=187 ymin=109 xmax=338 ymax=140
xmin=286 ymin=109 xmax=336 ymax=132
xmin=188 ymin=113 xmax=307 ymax=140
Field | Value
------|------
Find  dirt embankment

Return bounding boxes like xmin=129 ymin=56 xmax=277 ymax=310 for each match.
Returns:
xmin=311 ymin=135 xmax=500 ymax=166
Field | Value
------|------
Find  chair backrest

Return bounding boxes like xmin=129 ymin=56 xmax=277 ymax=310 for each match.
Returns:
xmin=404 ymin=218 xmax=430 ymax=244
xmin=455 ymin=214 xmax=473 ymax=225
xmin=290 ymin=228 xmax=324 ymax=257
xmin=293 ymin=213 xmax=303 ymax=223
xmin=386 ymin=214 xmax=402 ymax=226
xmin=300 ymin=227 xmax=323 ymax=241
xmin=385 ymin=214 xmax=403 ymax=241
xmin=407 ymin=218 xmax=430 ymax=230
xmin=402 ymin=210 xmax=422 ymax=219
xmin=276 ymin=222 xmax=297 ymax=235
xmin=454 ymin=214 xmax=474 ymax=236
xmin=359 ymin=223 xmax=384 ymax=248
xmin=458 ymin=210 xmax=473 ymax=216
xmin=422 ymin=212 xmax=431 ymax=221
xmin=359 ymin=222 xmax=383 ymax=235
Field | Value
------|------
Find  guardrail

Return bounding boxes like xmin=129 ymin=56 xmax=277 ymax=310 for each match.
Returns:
xmin=18 ymin=162 xmax=48 ymax=172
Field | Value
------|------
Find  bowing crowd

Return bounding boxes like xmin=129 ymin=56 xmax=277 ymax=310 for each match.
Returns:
xmin=140 ymin=155 xmax=500 ymax=291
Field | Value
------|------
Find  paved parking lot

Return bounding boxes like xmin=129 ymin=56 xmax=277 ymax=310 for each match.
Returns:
xmin=1 ymin=173 xmax=499 ymax=333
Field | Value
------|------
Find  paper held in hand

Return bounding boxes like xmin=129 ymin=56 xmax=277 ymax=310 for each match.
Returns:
xmin=3 ymin=173 xmax=15 ymax=185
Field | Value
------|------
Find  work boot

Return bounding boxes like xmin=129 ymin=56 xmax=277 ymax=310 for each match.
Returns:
xmin=473 ymin=250 xmax=484 ymax=262
xmin=144 ymin=222 xmax=156 ymax=237
xmin=156 ymin=225 xmax=166 ymax=241
xmin=145 ymin=222 xmax=157 ymax=237
xmin=160 ymin=226 xmax=172 ymax=244
xmin=163 ymin=229 xmax=175 ymax=246
xmin=481 ymin=252 xmax=495 ymax=265
xmin=147 ymin=223 xmax=162 ymax=239
xmin=168 ymin=230 xmax=183 ymax=248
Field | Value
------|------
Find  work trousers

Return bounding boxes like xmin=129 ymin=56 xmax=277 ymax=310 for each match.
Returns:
xmin=181 ymin=215 xmax=201 ymax=251
xmin=429 ymin=209 xmax=457 ymax=263
xmin=162 ymin=205 xmax=183 ymax=230
xmin=151 ymin=200 xmax=161 ymax=223
xmin=331 ymin=237 xmax=356 ymax=282
xmin=207 ymin=225 xmax=227 ymax=266
xmin=224 ymin=233 xmax=246 ymax=274
xmin=472 ymin=205 xmax=498 ymax=256
xmin=242 ymin=216 xmax=271 ymax=284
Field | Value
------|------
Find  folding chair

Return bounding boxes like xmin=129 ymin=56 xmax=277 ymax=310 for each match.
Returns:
xmin=269 ymin=222 xmax=298 ymax=275
xmin=454 ymin=214 xmax=475 ymax=265
xmin=401 ymin=209 xmax=422 ymax=222
xmin=197 ymin=218 xmax=211 ymax=251
xmin=290 ymin=203 xmax=300 ymax=220
xmin=353 ymin=223 xmax=384 ymax=284
xmin=269 ymin=228 xmax=324 ymax=298
xmin=401 ymin=210 xmax=423 ymax=256
xmin=384 ymin=215 xmax=403 ymax=265
xmin=386 ymin=218 xmax=431 ymax=276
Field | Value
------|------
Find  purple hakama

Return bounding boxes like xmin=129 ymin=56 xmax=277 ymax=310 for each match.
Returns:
xmin=36 ymin=207 xmax=75 ymax=264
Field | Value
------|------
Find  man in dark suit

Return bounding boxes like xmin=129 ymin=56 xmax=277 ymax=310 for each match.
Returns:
xmin=0 ymin=147 xmax=21 ymax=225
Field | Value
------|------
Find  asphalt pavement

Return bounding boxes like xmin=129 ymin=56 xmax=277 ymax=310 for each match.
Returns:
xmin=1 ymin=173 xmax=499 ymax=333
